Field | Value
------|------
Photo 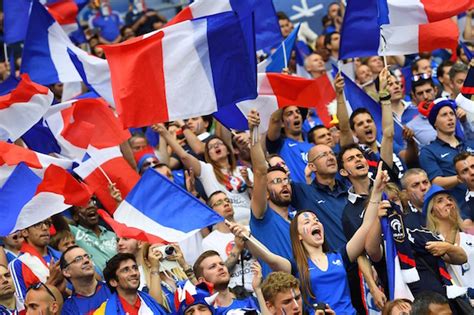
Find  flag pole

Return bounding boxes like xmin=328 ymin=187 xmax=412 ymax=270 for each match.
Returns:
xmin=224 ymin=219 xmax=268 ymax=253
xmin=282 ymin=40 xmax=288 ymax=69
xmin=89 ymin=155 xmax=114 ymax=185
xmin=393 ymin=115 xmax=421 ymax=146
xmin=3 ymin=43 xmax=8 ymax=69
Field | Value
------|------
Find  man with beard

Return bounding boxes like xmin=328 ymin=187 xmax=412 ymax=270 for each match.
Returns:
xmin=69 ymin=197 xmax=117 ymax=272
xmin=203 ymin=191 xmax=255 ymax=291
xmin=247 ymin=110 xmax=293 ymax=276
xmin=0 ymin=264 xmax=22 ymax=314
xmin=95 ymin=253 xmax=167 ymax=314
xmin=9 ymin=219 xmax=64 ymax=305
xmin=266 ymin=106 xmax=313 ymax=183
xmin=193 ymin=251 xmax=261 ymax=315
xmin=60 ymin=246 xmax=112 ymax=314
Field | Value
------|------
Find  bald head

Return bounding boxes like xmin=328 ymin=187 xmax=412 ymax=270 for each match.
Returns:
xmin=308 ymin=144 xmax=338 ymax=177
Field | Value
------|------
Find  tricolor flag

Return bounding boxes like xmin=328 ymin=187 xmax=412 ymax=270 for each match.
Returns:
xmin=73 ymin=146 xmax=140 ymax=212
xmin=214 ymin=73 xmax=335 ymax=131
xmin=3 ymin=0 xmax=31 ymax=44
xmin=456 ymin=64 xmax=474 ymax=126
xmin=21 ymin=0 xmax=114 ymax=107
xmin=0 ymin=163 xmax=91 ymax=236
xmin=339 ymin=0 xmax=459 ymax=59
xmin=44 ymin=98 xmax=130 ymax=161
xmin=113 ymin=169 xmax=223 ymax=242
xmin=0 ymin=74 xmax=53 ymax=141
xmin=44 ymin=0 xmax=82 ymax=34
xmin=102 ymin=11 xmax=257 ymax=128
xmin=0 ymin=141 xmax=74 ymax=187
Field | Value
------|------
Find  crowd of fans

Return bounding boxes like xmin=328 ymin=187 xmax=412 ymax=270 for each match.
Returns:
xmin=0 ymin=1 xmax=474 ymax=315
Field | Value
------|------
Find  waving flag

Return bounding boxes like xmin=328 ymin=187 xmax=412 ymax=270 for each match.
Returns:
xmin=45 ymin=0 xmax=81 ymax=34
xmin=258 ymin=24 xmax=300 ymax=73
xmin=214 ymin=73 xmax=335 ymax=131
xmin=0 ymin=141 xmax=74 ymax=187
xmin=21 ymin=0 xmax=113 ymax=105
xmin=378 ymin=0 xmax=471 ymax=26
xmin=3 ymin=0 xmax=31 ymax=44
xmin=102 ymin=12 xmax=257 ymax=128
xmin=0 ymin=163 xmax=91 ymax=236
xmin=456 ymin=65 xmax=474 ymax=125
xmin=0 ymin=74 xmax=53 ymax=141
xmin=339 ymin=0 xmax=459 ymax=59
xmin=44 ymin=98 xmax=130 ymax=161
xmin=74 ymin=146 xmax=140 ymax=212
xmin=113 ymin=168 xmax=223 ymax=242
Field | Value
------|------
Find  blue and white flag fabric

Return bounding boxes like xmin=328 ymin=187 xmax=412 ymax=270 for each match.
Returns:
xmin=113 ymin=168 xmax=224 ymax=242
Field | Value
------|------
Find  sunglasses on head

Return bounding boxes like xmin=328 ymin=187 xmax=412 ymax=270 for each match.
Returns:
xmin=26 ymin=282 xmax=56 ymax=301
xmin=411 ymin=73 xmax=431 ymax=82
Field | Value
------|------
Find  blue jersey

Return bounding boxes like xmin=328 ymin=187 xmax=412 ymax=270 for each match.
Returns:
xmin=215 ymin=296 xmax=259 ymax=315
xmin=266 ymin=136 xmax=313 ymax=183
xmin=92 ymin=14 xmax=122 ymax=42
xmin=61 ymin=281 xmax=112 ymax=315
xmin=250 ymin=205 xmax=292 ymax=276
xmin=292 ymin=248 xmax=355 ymax=315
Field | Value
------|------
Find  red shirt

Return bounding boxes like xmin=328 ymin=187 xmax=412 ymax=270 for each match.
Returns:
xmin=119 ymin=295 xmax=141 ymax=315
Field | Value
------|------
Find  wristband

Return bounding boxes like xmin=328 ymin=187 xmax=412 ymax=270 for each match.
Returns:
xmin=379 ymin=92 xmax=391 ymax=102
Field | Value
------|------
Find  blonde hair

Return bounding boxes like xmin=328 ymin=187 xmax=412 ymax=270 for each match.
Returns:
xmin=426 ymin=193 xmax=463 ymax=234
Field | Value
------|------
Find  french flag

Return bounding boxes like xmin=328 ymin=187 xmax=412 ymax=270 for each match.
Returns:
xmin=44 ymin=0 xmax=81 ymax=35
xmin=0 ymin=163 xmax=91 ymax=236
xmin=258 ymin=24 xmax=300 ymax=73
xmin=3 ymin=0 xmax=31 ymax=44
xmin=456 ymin=64 xmax=474 ymax=125
xmin=113 ymin=168 xmax=223 ymax=242
xmin=101 ymin=11 xmax=257 ymax=128
xmin=339 ymin=0 xmax=459 ymax=59
xmin=73 ymin=146 xmax=140 ymax=213
xmin=0 ymin=141 xmax=74 ymax=187
xmin=44 ymin=98 xmax=130 ymax=161
xmin=214 ymin=73 xmax=335 ymax=132
xmin=379 ymin=0 xmax=471 ymax=26
xmin=21 ymin=0 xmax=113 ymax=106
xmin=0 ymin=74 xmax=53 ymax=142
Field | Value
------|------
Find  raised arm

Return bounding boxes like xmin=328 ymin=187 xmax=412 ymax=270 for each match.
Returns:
xmin=335 ymin=72 xmax=354 ymax=147
xmin=225 ymin=221 xmax=291 ymax=273
xmin=249 ymin=110 xmax=268 ymax=219
xmin=267 ymin=109 xmax=283 ymax=142
xmin=379 ymin=68 xmax=394 ymax=168
xmin=155 ymin=124 xmax=202 ymax=176
xmin=346 ymin=162 xmax=388 ymax=262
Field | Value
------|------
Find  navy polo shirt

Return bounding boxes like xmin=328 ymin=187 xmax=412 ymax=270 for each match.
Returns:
xmin=342 ymin=188 xmax=367 ymax=240
xmin=464 ymin=191 xmax=474 ymax=221
xmin=419 ymin=137 xmax=474 ymax=206
xmin=403 ymin=202 xmax=426 ymax=230
xmin=291 ymin=179 xmax=348 ymax=250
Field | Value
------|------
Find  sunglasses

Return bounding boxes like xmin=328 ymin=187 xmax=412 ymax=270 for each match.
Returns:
xmin=26 ymin=282 xmax=56 ymax=301
xmin=411 ymin=73 xmax=431 ymax=82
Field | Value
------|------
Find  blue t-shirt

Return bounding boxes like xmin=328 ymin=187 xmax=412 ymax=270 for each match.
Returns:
xmin=249 ymin=205 xmax=292 ymax=276
xmin=419 ymin=137 xmax=474 ymax=210
xmin=266 ymin=136 xmax=313 ymax=183
xmin=215 ymin=296 xmax=259 ymax=315
xmin=291 ymin=247 xmax=355 ymax=315
xmin=291 ymin=180 xmax=348 ymax=251
xmin=92 ymin=14 xmax=122 ymax=42
xmin=61 ymin=281 xmax=112 ymax=315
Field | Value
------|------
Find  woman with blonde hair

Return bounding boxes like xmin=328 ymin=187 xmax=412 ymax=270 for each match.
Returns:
xmin=424 ymin=185 xmax=474 ymax=300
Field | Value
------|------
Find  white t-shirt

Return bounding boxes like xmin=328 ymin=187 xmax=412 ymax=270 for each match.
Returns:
xmin=202 ymin=229 xmax=255 ymax=292
xmin=450 ymin=232 xmax=474 ymax=289
xmin=198 ymin=161 xmax=252 ymax=224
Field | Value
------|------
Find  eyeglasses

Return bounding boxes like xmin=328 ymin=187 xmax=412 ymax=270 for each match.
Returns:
xmin=411 ymin=73 xmax=431 ymax=82
xmin=269 ymin=177 xmax=290 ymax=185
xmin=208 ymin=141 xmax=225 ymax=150
xmin=30 ymin=219 xmax=53 ymax=230
xmin=63 ymin=253 xmax=93 ymax=268
xmin=211 ymin=198 xmax=231 ymax=208
xmin=26 ymin=282 xmax=56 ymax=301
xmin=309 ymin=151 xmax=335 ymax=163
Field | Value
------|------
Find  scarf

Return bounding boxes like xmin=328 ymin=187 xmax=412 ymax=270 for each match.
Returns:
xmin=94 ymin=291 xmax=167 ymax=315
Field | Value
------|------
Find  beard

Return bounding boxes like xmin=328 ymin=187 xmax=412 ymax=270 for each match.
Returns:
xmin=269 ymin=191 xmax=291 ymax=207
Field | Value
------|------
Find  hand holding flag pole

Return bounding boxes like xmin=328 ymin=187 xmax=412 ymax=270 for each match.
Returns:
xmin=224 ymin=219 xmax=268 ymax=253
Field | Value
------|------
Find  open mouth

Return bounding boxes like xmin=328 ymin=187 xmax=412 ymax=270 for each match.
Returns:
xmin=365 ymin=129 xmax=374 ymax=137
xmin=311 ymin=227 xmax=322 ymax=238
xmin=355 ymin=163 xmax=366 ymax=170
xmin=215 ymin=148 xmax=222 ymax=155
xmin=293 ymin=120 xmax=301 ymax=128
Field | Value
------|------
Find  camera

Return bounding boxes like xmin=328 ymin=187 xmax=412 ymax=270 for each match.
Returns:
xmin=154 ymin=245 xmax=176 ymax=257
xmin=312 ymin=303 xmax=326 ymax=314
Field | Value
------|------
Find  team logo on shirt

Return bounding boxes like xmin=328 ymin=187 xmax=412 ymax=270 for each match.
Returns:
xmin=225 ymin=175 xmax=246 ymax=193
xmin=389 ymin=212 xmax=406 ymax=243
xmin=332 ymin=259 xmax=342 ymax=266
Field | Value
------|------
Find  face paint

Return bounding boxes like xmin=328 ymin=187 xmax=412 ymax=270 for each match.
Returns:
xmin=197 ymin=121 xmax=201 ymax=134
xmin=303 ymin=227 xmax=310 ymax=235
xmin=281 ymin=308 xmax=287 ymax=315
xmin=291 ymin=289 xmax=298 ymax=307
xmin=303 ymin=212 xmax=310 ymax=219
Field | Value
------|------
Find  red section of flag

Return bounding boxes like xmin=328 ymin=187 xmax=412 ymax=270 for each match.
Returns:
xmin=45 ymin=0 xmax=78 ymax=25
xmin=166 ymin=6 xmax=194 ymax=26
xmin=0 ymin=142 xmax=42 ymax=168
xmin=0 ymin=74 xmax=49 ymax=110
xmin=101 ymin=31 xmax=169 ymax=128
xmin=418 ymin=19 xmax=458 ymax=53
xmin=421 ymin=0 xmax=471 ymax=23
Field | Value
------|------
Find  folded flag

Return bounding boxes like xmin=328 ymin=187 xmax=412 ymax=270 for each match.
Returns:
xmin=214 ymin=73 xmax=335 ymax=131
xmin=113 ymin=168 xmax=223 ymax=242
xmin=339 ymin=0 xmax=459 ymax=59
xmin=101 ymin=12 xmax=257 ymax=128
xmin=0 ymin=141 xmax=74 ymax=187
xmin=0 ymin=74 xmax=53 ymax=141
xmin=73 ymin=146 xmax=140 ymax=213
xmin=3 ymin=0 xmax=31 ymax=44
xmin=44 ymin=98 xmax=130 ymax=161
xmin=378 ymin=0 xmax=471 ymax=26
xmin=0 ymin=163 xmax=91 ymax=236
xmin=257 ymin=24 xmax=300 ymax=73
xmin=21 ymin=0 xmax=114 ymax=105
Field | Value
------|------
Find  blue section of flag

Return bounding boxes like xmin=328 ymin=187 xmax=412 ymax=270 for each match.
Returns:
xmin=206 ymin=12 xmax=257 ymax=109
xmin=213 ymin=103 xmax=248 ymax=131
xmin=22 ymin=120 xmax=62 ymax=155
xmin=125 ymin=169 xmax=223 ymax=232
xmin=377 ymin=0 xmax=390 ymax=26
xmin=3 ymin=0 xmax=31 ymax=44
xmin=20 ymin=1 xmax=60 ymax=85
xmin=253 ymin=0 xmax=283 ymax=53
xmin=0 ymin=163 xmax=42 ymax=237
xmin=265 ymin=24 xmax=300 ymax=73
xmin=461 ymin=41 xmax=473 ymax=61
xmin=339 ymin=0 xmax=380 ymax=59
xmin=76 ymin=91 xmax=101 ymax=99
xmin=381 ymin=216 xmax=396 ymax=300
xmin=0 ymin=76 xmax=20 ymax=96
